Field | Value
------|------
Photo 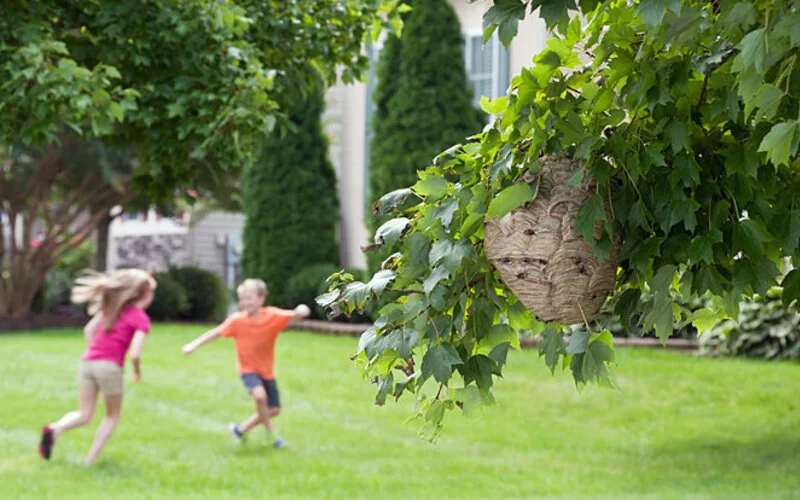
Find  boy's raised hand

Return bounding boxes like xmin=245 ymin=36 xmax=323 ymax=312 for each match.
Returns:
xmin=294 ymin=304 xmax=311 ymax=318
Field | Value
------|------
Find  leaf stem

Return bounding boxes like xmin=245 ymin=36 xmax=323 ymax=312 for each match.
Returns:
xmin=385 ymin=287 xmax=424 ymax=295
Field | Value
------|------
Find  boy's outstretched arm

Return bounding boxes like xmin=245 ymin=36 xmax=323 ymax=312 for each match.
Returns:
xmin=182 ymin=326 xmax=222 ymax=356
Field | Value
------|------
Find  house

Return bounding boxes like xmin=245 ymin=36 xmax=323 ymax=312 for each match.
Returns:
xmin=108 ymin=2 xmax=550 ymax=282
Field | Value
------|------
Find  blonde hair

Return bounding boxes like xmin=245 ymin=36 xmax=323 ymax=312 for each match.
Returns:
xmin=237 ymin=278 xmax=268 ymax=298
xmin=71 ymin=269 xmax=156 ymax=331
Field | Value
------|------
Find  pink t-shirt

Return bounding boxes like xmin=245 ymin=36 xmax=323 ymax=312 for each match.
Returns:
xmin=83 ymin=305 xmax=152 ymax=367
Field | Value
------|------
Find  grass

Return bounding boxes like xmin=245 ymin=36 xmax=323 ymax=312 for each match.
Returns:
xmin=1 ymin=326 xmax=800 ymax=499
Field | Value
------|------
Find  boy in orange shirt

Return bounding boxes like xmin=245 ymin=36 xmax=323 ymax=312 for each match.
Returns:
xmin=182 ymin=279 xmax=310 ymax=448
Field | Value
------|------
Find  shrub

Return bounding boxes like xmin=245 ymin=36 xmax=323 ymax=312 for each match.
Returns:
xmin=285 ymin=263 xmax=340 ymax=319
xmin=242 ymin=79 xmax=339 ymax=308
xmin=699 ymin=288 xmax=800 ymax=360
xmin=43 ymin=269 xmax=75 ymax=311
xmin=148 ymin=272 xmax=189 ymax=321
xmin=169 ymin=266 xmax=228 ymax=321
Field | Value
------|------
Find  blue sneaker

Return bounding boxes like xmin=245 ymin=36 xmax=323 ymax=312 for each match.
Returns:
xmin=273 ymin=437 xmax=288 ymax=449
xmin=229 ymin=423 xmax=245 ymax=444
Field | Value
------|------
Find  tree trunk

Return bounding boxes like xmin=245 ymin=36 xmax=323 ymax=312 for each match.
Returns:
xmin=95 ymin=212 xmax=113 ymax=271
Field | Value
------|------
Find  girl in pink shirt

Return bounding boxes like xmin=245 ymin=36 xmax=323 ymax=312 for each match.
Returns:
xmin=39 ymin=269 xmax=156 ymax=467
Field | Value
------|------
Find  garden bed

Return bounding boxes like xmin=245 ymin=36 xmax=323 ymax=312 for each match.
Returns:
xmin=288 ymin=319 xmax=699 ymax=352
xmin=0 ymin=313 xmax=90 ymax=333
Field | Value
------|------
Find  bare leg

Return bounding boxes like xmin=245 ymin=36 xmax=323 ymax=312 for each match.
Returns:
xmin=50 ymin=388 xmax=98 ymax=438
xmin=239 ymin=408 xmax=280 ymax=434
xmin=84 ymin=393 xmax=123 ymax=467
xmin=249 ymin=386 xmax=274 ymax=434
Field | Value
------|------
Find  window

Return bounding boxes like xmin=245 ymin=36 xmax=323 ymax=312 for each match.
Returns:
xmin=465 ymin=33 xmax=510 ymax=107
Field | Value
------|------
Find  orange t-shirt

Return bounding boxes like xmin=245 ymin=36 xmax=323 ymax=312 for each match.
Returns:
xmin=220 ymin=307 xmax=295 ymax=380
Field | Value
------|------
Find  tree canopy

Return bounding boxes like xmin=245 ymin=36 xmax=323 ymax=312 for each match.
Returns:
xmin=320 ymin=0 xmax=800 ymax=439
xmin=0 ymin=0 xmax=403 ymax=317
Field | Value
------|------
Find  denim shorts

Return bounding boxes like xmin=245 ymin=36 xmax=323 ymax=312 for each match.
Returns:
xmin=240 ymin=373 xmax=280 ymax=408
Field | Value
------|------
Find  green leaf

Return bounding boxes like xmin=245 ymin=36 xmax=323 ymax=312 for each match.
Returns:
xmin=645 ymin=296 xmax=674 ymax=342
xmin=421 ymin=344 xmax=463 ymax=384
xmin=109 ymin=102 xmax=125 ymax=122
xmin=582 ymin=331 xmax=615 ymax=385
xmin=488 ymin=342 xmax=511 ymax=367
xmin=721 ymin=2 xmax=757 ymax=31
xmin=732 ymin=256 xmax=779 ymax=297
xmin=483 ymin=0 xmax=526 ymax=47
xmin=374 ymin=217 xmax=410 ymax=247
xmin=385 ymin=328 xmax=419 ymax=359
xmin=566 ymin=330 xmax=589 ymax=354
xmin=740 ymin=28 xmax=766 ymax=74
xmin=535 ymin=0 xmax=578 ymax=28
xmin=636 ymin=0 xmax=681 ymax=28
xmin=538 ymin=327 xmax=566 ymax=374
xmin=454 ymin=385 xmax=495 ymax=417
xmin=688 ymin=229 xmax=723 ymax=265
xmin=688 ymin=308 xmax=723 ymax=334
xmin=653 ymin=265 xmax=676 ymax=294
xmin=375 ymin=188 xmax=413 ymax=216
xmin=614 ymin=288 xmax=642 ymax=333
xmin=465 ymin=355 xmax=499 ymax=390
xmin=479 ymin=324 xmax=521 ymax=351
xmin=486 ymin=183 xmax=533 ymax=219
xmin=754 ymin=84 xmax=784 ymax=120
xmin=429 ymin=238 xmax=476 ymax=273
xmin=356 ymin=326 xmax=377 ymax=355
xmin=434 ymin=199 xmax=459 ymax=229
xmin=480 ymin=96 xmax=508 ymax=115
xmin=758 ymin=121 xmax=799 ymax=167
xmin=575 ymin=195 xmax=606 ymax=243
xmin=569 ymin=353 xmax=587 ymax=386
xmin=666 ymin=120 xmax=689 ymax=153
xmin=733 ymin=218 xmax=771 ymax=257
xmin=782 ymin=269 xmax=800 ymax=306
xmin=367 ymin=269 xmax=396 ymax=296
xmin=413 ymin=175 xmax=448 ymax=200
xmin=423 ymin=266 xmax=450 ymax=295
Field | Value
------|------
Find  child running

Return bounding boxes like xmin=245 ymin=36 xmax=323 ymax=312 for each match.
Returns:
xmin=39 ymin=269 xmax=156 ymax=466
xmin=182 ymin=278 xmax=310 ymax=448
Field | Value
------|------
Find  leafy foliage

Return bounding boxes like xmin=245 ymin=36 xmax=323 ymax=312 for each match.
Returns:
xmin=0 ymin=0 xmax=404 ymax=199
xmin=169 ymin=266 xmax=228 ymax=322
xmin=0 ymin=0 xmax=403 ymax=317
xmin=321 ymin=0 xmax=800 ymax=438
xmin=700 ymin=287 xmax=800 ymax=360
xmin=366 ymin=0 xmax=484 ymax=272
xmin=242 ymin=82 xmax=339 ymax=308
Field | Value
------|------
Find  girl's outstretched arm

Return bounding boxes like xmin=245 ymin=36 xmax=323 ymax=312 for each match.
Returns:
xmin=83 ymin=314 xmax=102 ymax=345
xmin=182 ymin=326 xmax=222 ymax=356
xmin=129 ymin=330 xmax=147 ymax=381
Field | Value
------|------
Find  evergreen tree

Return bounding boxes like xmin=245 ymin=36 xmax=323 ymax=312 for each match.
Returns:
xmin=367 ymin=0 xmax=483 ymax=271
xmin=242 ymin=83 xmax=339 ymax=307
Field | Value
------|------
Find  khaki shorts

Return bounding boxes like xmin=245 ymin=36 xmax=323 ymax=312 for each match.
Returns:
xmin=78 ymin=360 xmax=124 ymax=395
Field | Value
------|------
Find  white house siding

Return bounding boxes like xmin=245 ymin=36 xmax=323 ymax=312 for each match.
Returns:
xmin=185 ymin=211 xmax=245 ymax=283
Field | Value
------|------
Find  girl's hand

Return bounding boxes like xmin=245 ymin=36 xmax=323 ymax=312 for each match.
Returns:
xmin=182 ymin=343 xmax=196 ymax=356
xmin=133 ymin=370 xmax=142 ymax=382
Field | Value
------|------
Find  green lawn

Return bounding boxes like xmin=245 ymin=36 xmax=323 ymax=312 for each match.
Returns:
xmin=1 ymin=326 xmax=799 ymax=499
